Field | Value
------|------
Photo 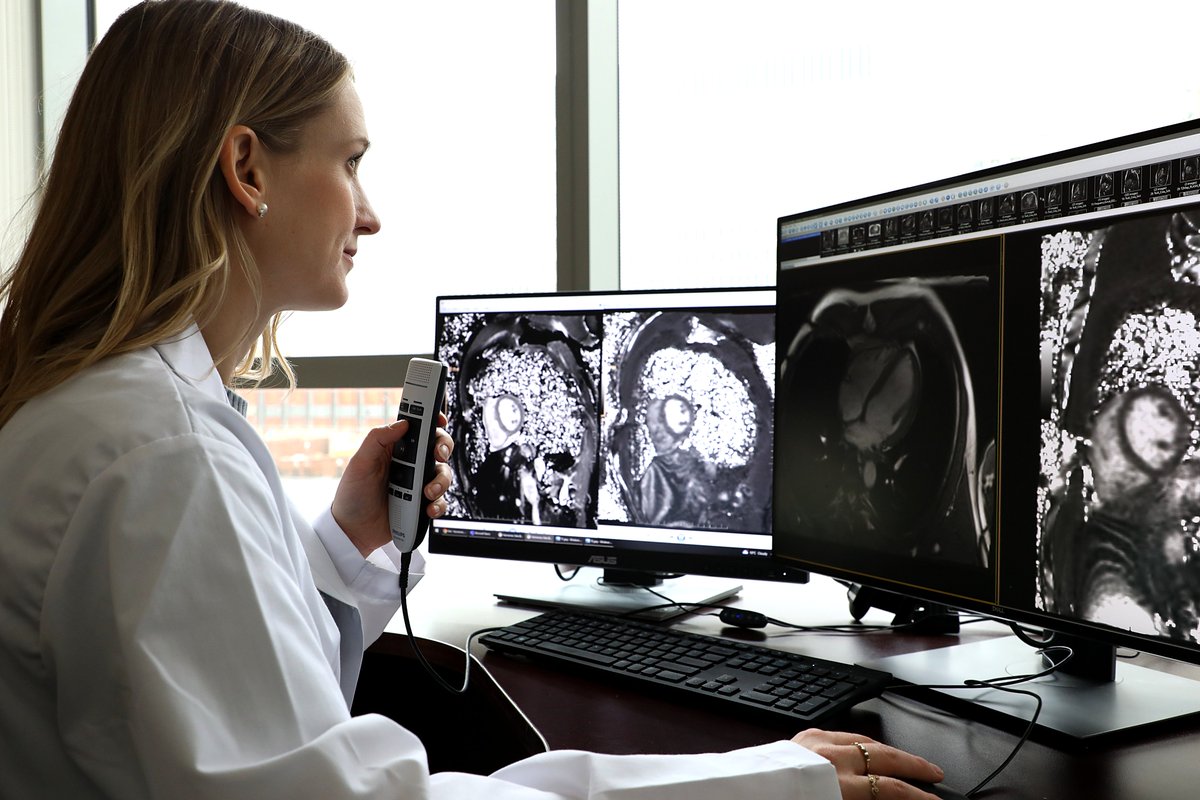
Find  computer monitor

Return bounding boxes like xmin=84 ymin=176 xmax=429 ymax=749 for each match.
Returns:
xmin=428 ymin=287 xmax=806 ymax=618
xmin=774 ymin=119 xmax=1200 ymax=742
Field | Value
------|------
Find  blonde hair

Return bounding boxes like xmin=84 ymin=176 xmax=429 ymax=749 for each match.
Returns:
xmin=0 ymin=0 xmax=351 ymax=428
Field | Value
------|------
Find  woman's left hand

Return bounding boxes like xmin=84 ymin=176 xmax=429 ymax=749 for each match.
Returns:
xmin=331 ymin=413 xmax=454 ymax=557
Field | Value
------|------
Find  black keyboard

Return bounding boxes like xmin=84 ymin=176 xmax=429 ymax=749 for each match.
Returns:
xmin=480 ymin=610 xmax=893 ymax=725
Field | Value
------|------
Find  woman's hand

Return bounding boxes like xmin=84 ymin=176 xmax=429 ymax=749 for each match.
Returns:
xmin=331 ymin=413 xmax=454 ymax=558
xmin=790 ymin=729 xmax=945 ymax=800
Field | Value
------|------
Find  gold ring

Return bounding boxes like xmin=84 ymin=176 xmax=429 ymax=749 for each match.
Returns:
xmin=867 ymin=773 xmax=880 ymax=799
xmin=852 ymin=741 xmax=871 ymax=773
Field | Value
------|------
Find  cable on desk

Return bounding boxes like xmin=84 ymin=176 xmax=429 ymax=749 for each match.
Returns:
xmin=760 ymin=611 xmax=993 ymax=636
xmin=615 ymin=584 xmax=991 ymax=636
xmin=539 ymin=575 xmax=1074 ymax=795
xmin=611 ymin=584 xmax=728 ymax=620
xmin=887 ymin=644 xmax=1073 ymax=798
xmin=398 ymin=551 xmax=506 ymax=695
xmin=514 ymin=578 xmax=1052 ymax=795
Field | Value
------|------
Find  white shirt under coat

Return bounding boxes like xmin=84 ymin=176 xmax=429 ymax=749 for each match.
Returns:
xmin=0 ymin=324 xmax=838 ymax=799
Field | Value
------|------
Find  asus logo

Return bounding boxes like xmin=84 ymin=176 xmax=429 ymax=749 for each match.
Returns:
xmin=587 ymin=555 xmax=618 ymax=566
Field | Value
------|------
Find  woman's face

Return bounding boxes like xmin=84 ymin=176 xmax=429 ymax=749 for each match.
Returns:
xmin=253 ymin=81 xmax=381 ymax=314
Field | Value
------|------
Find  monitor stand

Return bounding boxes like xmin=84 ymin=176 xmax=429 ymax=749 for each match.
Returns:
xmin=493 ymin=567 xmax=742 ymax=621
xmin=864 ymin=635 xmax=1200 ymax=744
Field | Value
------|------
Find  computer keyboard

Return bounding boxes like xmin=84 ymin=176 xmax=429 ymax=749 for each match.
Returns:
xmin=479 ymin=610 xmax=893 ymax=725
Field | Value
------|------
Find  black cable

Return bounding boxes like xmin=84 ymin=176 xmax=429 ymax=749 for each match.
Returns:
xmin=554 ymin=564 xmax=582 ymax=581
xmin=959 ymin=682 xmax=1042 ymax=797
xmin=762 ymin=611 xmax=993 ymax=635
xmin=398 ymin=551 xmax=505 ymax=695
xmin=1006 ymin=620 xmax=1058 ymax=646
xmin=626 ymin=583 xmax=709 ymax=616
xmin=616 ymin=584 xmax=990 ymax=634
xmin=568 ymin=581 xmax=941 ymax=633
xmin=579 ymin=581 xmax=723 ymax=621
xmin=888 ymin=645 xmax=1072 ymax=797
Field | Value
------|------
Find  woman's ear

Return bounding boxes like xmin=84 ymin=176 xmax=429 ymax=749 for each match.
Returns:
xmin=218 ymin=124 xmax=267 ymax=219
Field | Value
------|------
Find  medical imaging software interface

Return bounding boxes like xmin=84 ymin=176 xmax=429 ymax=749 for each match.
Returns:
xmin=776 ymin=128 xmax=1200 ymax=653
xmin=431 ymin=290 xmax=777 ymax=564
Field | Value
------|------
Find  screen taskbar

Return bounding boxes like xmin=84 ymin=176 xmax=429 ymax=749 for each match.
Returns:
xmin=432 ymin=517 xmax=773 ymax=556
xmin=780 ymin=128 xmax=1200 ymax=269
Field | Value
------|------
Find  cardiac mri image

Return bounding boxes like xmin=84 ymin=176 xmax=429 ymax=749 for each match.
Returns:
xmin=775 ymin=276 xmax=997 ymax=568
xmin=439 ymin=311 xmax=601 ymax=528
xmin=1039 ymin=208 xmax=1200 ymax=643
xmin=600 ymin=310 xmax=775 ymax=533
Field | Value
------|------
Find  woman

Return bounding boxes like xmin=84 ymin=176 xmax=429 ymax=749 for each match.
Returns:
xmin=0 ymin=1 xmax=945 ymax=798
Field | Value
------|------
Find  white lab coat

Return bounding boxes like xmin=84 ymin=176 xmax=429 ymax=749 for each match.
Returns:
xmin=0 ymin=324 xmax=839 ymax=800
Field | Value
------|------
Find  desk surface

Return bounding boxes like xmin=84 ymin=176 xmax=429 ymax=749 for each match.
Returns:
xmin=389 ymin=553 xmax=1200 ymax=799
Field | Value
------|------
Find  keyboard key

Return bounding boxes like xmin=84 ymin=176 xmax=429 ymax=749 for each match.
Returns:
xmin=656 ymin=660 xmax=702 ymax=676
xmin=741 ymin=690 xmax=780 ymax=705
xmin=536 ymin=641 xmax=618 ymax=666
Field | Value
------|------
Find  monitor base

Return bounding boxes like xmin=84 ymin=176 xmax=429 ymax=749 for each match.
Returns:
xmin=494 ymin=567 xmax=742 ymax=621
xmin=865 ymin=636 xmax=1200 ymax=744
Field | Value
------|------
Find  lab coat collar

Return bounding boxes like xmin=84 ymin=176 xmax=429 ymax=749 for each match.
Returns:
xmin=152 ymin=323 xmax=229 ymax=407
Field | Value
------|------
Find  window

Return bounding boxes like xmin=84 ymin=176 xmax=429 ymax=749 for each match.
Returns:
xmin=616 ymin=0 xmax=1200 ymax=290
xmin=242 ymin=387 xmax=405 ymax=520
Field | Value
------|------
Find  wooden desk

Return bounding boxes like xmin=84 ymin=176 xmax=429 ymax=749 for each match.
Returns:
xmin=382 ymin=553 xmax=1200 ymax=799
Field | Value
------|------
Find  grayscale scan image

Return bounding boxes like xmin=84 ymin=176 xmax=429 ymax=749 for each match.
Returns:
xmin=599 ymin=310 xmax=775 ymax=534
xmin=439 ymin=311 xmax=601 ymax=528
xmin=774 ymin=277 xmax=997 ymax=569
xmin=1038 ymin=208 xmax=1200 ymax=643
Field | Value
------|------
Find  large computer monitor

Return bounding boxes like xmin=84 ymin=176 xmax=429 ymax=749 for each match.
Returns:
xmin=428 ymin=287 xmax=806 ymax=617
xmin=774 ymin=120 xmax=1200 ymax=741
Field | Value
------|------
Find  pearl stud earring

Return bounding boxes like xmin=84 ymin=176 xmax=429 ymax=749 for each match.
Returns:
xmin=257 ymin=202 xmax=269 ymax=219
